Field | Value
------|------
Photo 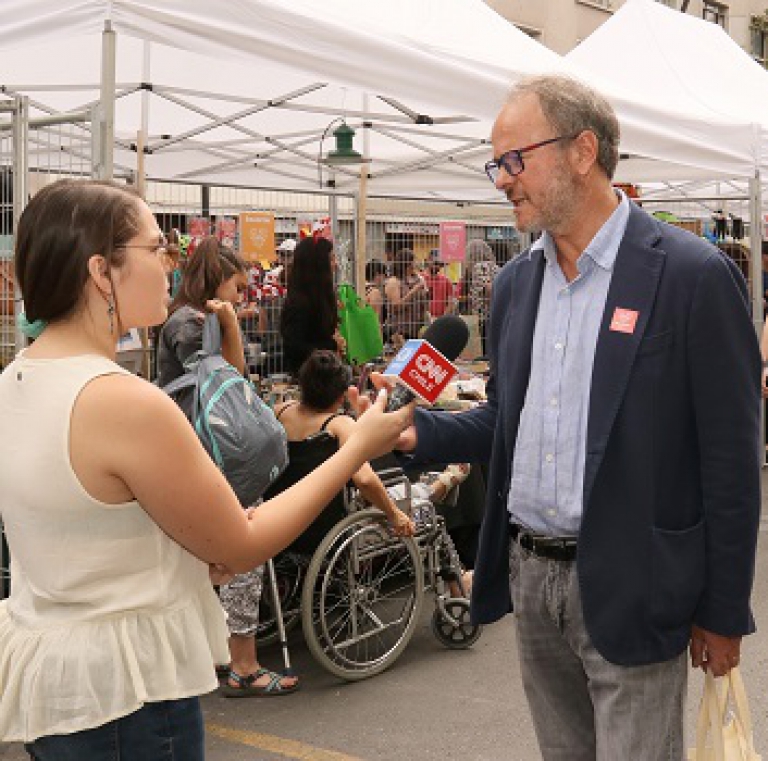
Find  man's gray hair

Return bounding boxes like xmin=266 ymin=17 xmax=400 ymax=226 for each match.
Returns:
xmin=507 ymin=75 xmax=620 ymax=179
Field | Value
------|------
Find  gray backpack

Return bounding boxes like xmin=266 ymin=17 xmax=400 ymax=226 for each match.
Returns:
xmin=162 ymin=314 xmax=288 ymax=507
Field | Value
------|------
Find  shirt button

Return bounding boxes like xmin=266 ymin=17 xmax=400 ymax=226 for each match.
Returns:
xmin=554 ymin=342 xmax=564 ymax=351
xmin=545 ymin=453 xmax=554 ymax=463
xmin=547 ymin=509 xmax=557 ymax=517
xmin=550 ymin=397 xmax=558 ymax=407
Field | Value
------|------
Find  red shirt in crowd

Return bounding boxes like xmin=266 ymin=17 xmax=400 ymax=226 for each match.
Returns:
xmin=423 ymin=272 xmax=455 ymax=317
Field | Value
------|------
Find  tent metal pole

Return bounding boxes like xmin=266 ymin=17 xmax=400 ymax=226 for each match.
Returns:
xmin=355 ymin=97 xmax=370 ymax=292
xmin=356 ymin=167 xmax=368 ymax=292
xmin=748 ymin=172 xmax=765 ymax=465
xmin=97 ymin=21 xmax=116 ymax=180
xmin=749 ymin=173 xmax=763 ymax=330
xmin=329 ymin=172 xmax=339 ymax=243
xmin=12 ymin=96 xmax=28 ymax=358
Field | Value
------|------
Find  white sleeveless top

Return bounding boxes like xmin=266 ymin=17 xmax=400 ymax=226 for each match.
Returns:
xmin=0 ymin=354 xmax=230 ymax=742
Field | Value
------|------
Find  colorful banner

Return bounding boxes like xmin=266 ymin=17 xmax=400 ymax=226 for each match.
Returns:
xmin=216 ymin=217 xmax=237 ymax=248
xmin=188 ymin=216 xmax=211 ymax=238
xmin=298 ymin=215 xmax=333 ymax=242
xmin=439 ymin=221 xmax=466 ymax=262
xmin=239 ymin=212 xmax=275 ymax=263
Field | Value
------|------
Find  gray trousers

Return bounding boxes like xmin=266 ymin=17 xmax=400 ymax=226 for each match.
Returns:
xmin=508 ymin=540 xmax=687 ymax=761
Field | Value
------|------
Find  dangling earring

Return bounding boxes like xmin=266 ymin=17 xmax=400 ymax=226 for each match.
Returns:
xmin=107 ymin=296 xmax=115 ymax=335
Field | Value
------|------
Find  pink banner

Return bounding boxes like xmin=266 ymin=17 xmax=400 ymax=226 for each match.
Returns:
xmin=216 ymin=217 xmax=237 ymax=247
xmin=439 ymin=221 xmax=466 ymax=262
xmin=189 ymin=217 xmax=211 ymax=238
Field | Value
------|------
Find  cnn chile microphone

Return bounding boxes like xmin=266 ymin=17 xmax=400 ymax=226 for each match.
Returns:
xmin=383 ymin=315 xmax=470 ymax=412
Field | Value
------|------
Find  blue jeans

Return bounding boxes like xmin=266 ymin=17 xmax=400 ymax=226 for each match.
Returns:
xmin=24 ymin=697 xmax=204 ymax=761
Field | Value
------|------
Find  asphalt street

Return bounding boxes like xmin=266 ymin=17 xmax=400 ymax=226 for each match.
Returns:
xmin=2 ymin=485 xmax=768 ymax=761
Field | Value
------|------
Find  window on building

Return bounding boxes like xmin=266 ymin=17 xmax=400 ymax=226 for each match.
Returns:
xmin=703 ymin=1 xmax=728 ymax=29
xmin=515 ymin=23 xmax=542 ymax=39
xmin=751 ymin=25 xmax=768 ymax=63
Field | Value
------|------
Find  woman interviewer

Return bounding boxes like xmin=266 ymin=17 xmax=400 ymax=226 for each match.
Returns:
xmin=0 ymin=179 xmax=411 ymax=760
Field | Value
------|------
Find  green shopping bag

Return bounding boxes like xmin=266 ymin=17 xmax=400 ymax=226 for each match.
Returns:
xmin=337 ymin=283 xmax=384 ymax=364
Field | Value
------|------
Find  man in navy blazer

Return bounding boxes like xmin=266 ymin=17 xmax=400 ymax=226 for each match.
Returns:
xmin=396 ymin=76 xmax=760 ymax=760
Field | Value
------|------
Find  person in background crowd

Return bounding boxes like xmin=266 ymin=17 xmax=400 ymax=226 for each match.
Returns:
xmin=157 ymin=236 xmax=247 ymax=394
xmin=385 ymin=248 xmax=429 ymax=345
xmin=391 ymin=74 xmax=760 ymax=760
xmin=280 ymin=236 xmax=345 ymax=376
xmin=156 ymin=236 xmax=295 ymax=697
xmin=264 ymin=238 xmax=296 ymax=287
xmin=423 ymin=249 xmax=456 ymax=319
xmin=364 ymin=259 xmax=388 ymax=326
xmin=0 ymin=178 xmax=412 ymax=759
xmin=159 ymin=231 xmax=182 ymax=299
xmin=165 ymin=228 xmax=184 ymax=298
xmin=267 ymin=349 xmax=415 ymax=555
xmin=464 ymin=239 xmax=500 ymax=357
xmin=256 ymin=265 xmax=288 ymax=375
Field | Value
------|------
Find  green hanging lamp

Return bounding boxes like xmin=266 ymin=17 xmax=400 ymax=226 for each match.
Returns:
xmin=325 ymin=122 xmax=363 ymax=165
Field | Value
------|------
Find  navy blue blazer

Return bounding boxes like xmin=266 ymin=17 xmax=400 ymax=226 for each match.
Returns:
xmin=412 ymin=203 xmax=761 ymax=666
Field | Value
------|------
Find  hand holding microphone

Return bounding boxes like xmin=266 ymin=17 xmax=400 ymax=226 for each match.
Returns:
xmin=383 ymin=315 xmax=470 ymax=412
xmin=351 ymin=316 xmax=470 ymax=451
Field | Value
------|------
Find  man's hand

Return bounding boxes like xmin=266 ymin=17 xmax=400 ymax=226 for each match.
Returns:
xmin=689 ymin=624 xmax=742 ymax=677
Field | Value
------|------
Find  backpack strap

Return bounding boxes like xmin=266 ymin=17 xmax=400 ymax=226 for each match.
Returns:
xmin=202 ymin=313 xmax=223 ymax=355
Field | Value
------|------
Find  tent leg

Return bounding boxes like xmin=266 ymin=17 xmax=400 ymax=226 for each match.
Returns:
xmin=12 ymin=96 xmax=28 ymax=359
xmin=96 ymin=21 xmax=116 ymax=181
xmin=355 ymin=167 xmax=368 ymax=292
xmin=749 ymin=173 xmax=765 ymax=466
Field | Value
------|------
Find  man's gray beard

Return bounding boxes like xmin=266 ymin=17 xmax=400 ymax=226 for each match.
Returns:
xmin=510 ymin=206 xmax=540 ymax=236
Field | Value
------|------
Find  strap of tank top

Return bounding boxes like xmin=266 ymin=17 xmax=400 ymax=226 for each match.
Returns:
xmin=275 ymin=400 xmax=299 ymax=421
xmin=320 ymin=411 xmax=350 ymax=431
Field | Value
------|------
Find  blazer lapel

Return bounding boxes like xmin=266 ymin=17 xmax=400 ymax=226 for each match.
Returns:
xmin=583 ymin=206 xmax=665 ymax=507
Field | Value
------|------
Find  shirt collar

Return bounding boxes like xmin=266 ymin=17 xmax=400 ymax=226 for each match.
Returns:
xmin=529 ymin=189 xmax=630 ymax=272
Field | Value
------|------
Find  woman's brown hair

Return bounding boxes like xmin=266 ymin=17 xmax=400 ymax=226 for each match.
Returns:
xmin=15 ymin=179 xmax=142 ymax=325
xmin=169 ymin=235 xmax=245 ymax=313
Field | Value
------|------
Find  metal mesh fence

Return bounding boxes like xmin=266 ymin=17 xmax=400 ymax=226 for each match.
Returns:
xmin=144 ymin=181 xmax=523 ymax=380
xmin=636 ymin=195 xmax=754 ymax=297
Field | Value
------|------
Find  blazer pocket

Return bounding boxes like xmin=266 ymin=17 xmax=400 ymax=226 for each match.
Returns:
xmin=636 ymin=330 xmax=674 ymax=357
xmin=650 ymin=519 xmax=705 ymax=632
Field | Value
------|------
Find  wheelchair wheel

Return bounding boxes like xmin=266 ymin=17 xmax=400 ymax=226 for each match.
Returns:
xmin=431 ymin=598 xmax=482 ymax=649
xmin=256 ymin=554 xmax=303 ymax=647
xmin=301 ymin=508 xmax=424 ymax=681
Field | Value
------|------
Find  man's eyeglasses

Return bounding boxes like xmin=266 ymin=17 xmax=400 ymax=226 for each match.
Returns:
xmin=116 ymin=234 xmax=169 ymax=256
xmin=484 ymin=135 xmax=577 ymax=185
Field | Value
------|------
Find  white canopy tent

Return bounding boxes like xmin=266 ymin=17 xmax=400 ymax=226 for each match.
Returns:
xmin=568 ymin=0 xmax=768 ymax=179
xmin=569 ymin=0 xmax=768 ymax=328
xmin=0 ymin=0 xmax=764 ymax=201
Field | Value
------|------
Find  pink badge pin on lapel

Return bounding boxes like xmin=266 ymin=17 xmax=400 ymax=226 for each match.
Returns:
xmin=610 ymin=308 xmax=639 ymax=334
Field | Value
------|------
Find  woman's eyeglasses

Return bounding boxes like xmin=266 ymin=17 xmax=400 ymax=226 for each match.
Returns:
xmin=116 ymin=234 xmax=169 ymax=256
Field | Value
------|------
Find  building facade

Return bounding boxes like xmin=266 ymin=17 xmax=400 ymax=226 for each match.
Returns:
xmin=485 ymin=0 xmax=768 ymax=62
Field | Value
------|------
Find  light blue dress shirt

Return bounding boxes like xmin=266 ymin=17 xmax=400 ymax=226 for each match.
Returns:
xmin=507 ymin=192 xmax=630 ymax=536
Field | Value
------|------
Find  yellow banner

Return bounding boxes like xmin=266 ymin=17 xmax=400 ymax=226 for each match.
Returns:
xmin=239 ymin=212 xmax=275 ymax=263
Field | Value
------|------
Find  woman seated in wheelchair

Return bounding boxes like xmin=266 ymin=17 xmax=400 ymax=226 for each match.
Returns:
xmin=265 ymin=350 xmax=415 ymax=554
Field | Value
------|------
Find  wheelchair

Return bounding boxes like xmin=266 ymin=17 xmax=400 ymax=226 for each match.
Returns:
xmin=257 ymin=468 xmax=482 ymax=681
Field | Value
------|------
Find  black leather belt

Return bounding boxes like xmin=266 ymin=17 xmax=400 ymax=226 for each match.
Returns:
xmin=509 ymin=523 xmax=578 ymax=562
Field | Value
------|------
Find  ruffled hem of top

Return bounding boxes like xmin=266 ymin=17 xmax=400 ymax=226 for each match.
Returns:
xmin=0 ymin=587 xmax=230 ymax=743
